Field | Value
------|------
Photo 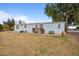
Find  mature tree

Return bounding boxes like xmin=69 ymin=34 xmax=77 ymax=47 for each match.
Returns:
xmin=44 ymin=4 xmax=63 ymax=22
xmin=0 ymin=24 xmax=3 ymax=31
xmin=44 ymin=3 xmax=79 ymax=33
xmin=3 ymin=18 xmax=15 ymax=30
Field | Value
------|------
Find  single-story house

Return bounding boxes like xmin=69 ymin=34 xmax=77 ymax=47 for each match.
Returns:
xmin=14 ymin=21 xmax=65 ymax=35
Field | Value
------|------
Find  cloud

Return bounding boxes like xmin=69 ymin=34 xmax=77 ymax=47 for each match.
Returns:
xmin=14 ymin=15 xmax=52 ymax=23
xmin=0 ymin=11 xmax=12 ymax=24
xmin=0 ymin=10 xmax=51 ymax=24
xmin=14 ymin=15 xmax=35 ymax=23
xmin=0 ymin=11 xmax=36 ymax=24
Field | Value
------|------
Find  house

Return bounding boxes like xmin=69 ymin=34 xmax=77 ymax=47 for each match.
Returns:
xmin=14 ymin=21 xmax=65 ymax=35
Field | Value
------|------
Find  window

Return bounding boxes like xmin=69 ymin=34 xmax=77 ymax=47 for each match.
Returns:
xmin=19 ymin=21 xmax=21 ymax=25
xmin=24 ymin=24 xmax=27 ymax=28
xmin=58 ymin=23 xmax=60 ymax=28
xmin=16 ymin=24 xmax=19 ymax=29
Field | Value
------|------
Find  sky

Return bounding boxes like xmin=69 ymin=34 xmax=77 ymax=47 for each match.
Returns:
xmin=0 ymin=3 xmax=52 ymax=24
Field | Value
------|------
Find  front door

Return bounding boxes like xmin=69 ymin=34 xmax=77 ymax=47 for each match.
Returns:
xmin=32 ymin=24 xmax=44 ymax=34
xmin=39 ymin=24 xmax=44 ymax=33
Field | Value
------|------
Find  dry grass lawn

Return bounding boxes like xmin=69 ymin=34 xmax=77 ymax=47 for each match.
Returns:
xmin=0 ymin=31 xmax=79 ymax=56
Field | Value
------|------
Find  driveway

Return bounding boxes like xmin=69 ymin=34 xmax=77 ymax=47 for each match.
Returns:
xmin=68 ymin=31 xmax=79 ymax=42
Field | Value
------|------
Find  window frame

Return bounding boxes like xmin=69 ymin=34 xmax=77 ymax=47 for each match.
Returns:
xmin=16 ymin=24 xmax=19 ymax=29
xmin=24 ymin=24 xmax=27 ymax=28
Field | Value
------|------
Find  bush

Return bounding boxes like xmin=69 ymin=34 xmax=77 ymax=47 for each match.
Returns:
xmin=40 ymin=28 xmax=45 ymax=33
xmin=3 ymin=24 xmax=10 ymax=31
xmin=77 ymin=26 xmax=79 ymax=29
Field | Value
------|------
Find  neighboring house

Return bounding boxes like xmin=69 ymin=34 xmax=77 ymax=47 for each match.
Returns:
xmin=14 ymin=21 xmax=65 ymax=35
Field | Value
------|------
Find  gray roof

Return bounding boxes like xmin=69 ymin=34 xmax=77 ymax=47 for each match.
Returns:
xmin=15 ymin=21 xmax=65 ymax=25
xmin=26 ymin=21 xmax=65 ymax=25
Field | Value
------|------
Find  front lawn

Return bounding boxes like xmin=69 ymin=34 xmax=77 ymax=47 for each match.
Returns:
xmin=0 ymin=31 xmax=79 ymax=56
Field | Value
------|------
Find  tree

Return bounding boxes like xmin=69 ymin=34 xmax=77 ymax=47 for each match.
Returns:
xmin=44 ymin=4 xmax=63 ymax=22
xmin=3 ymin=18 xmax=15 ymax=30
xmin=0 ymin=24 xmax=3 ymax=31
xmin=44 ymin=3 xmax=79 ymax=33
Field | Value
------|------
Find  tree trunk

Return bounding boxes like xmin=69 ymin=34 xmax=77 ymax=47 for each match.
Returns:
xmin=65 ymin=14 xmax=69 ymax=33
xmin=65 ymin=21 xmax=68 ymax=33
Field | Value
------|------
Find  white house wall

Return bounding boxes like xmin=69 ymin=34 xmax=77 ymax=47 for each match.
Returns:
xmin=43 ymin=22 xmax=65 ymax=34
xmin=14 ymin=22 xmax=65 ymax=35
xmin=14 ymin=24 xmax=23 ymax=32
xmin=26 ymin=24 xmax=35 ymax=33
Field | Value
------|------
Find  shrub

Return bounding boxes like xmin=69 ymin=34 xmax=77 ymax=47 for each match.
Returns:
xmin=3 ymin=24 xmax=10 ymax=31
xmin=77 ymin=26 xmax=79 ymax=30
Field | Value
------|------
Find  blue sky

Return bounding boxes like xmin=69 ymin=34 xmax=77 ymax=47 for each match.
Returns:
xmin=0 ymin=3 xmax=52 ymax=24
